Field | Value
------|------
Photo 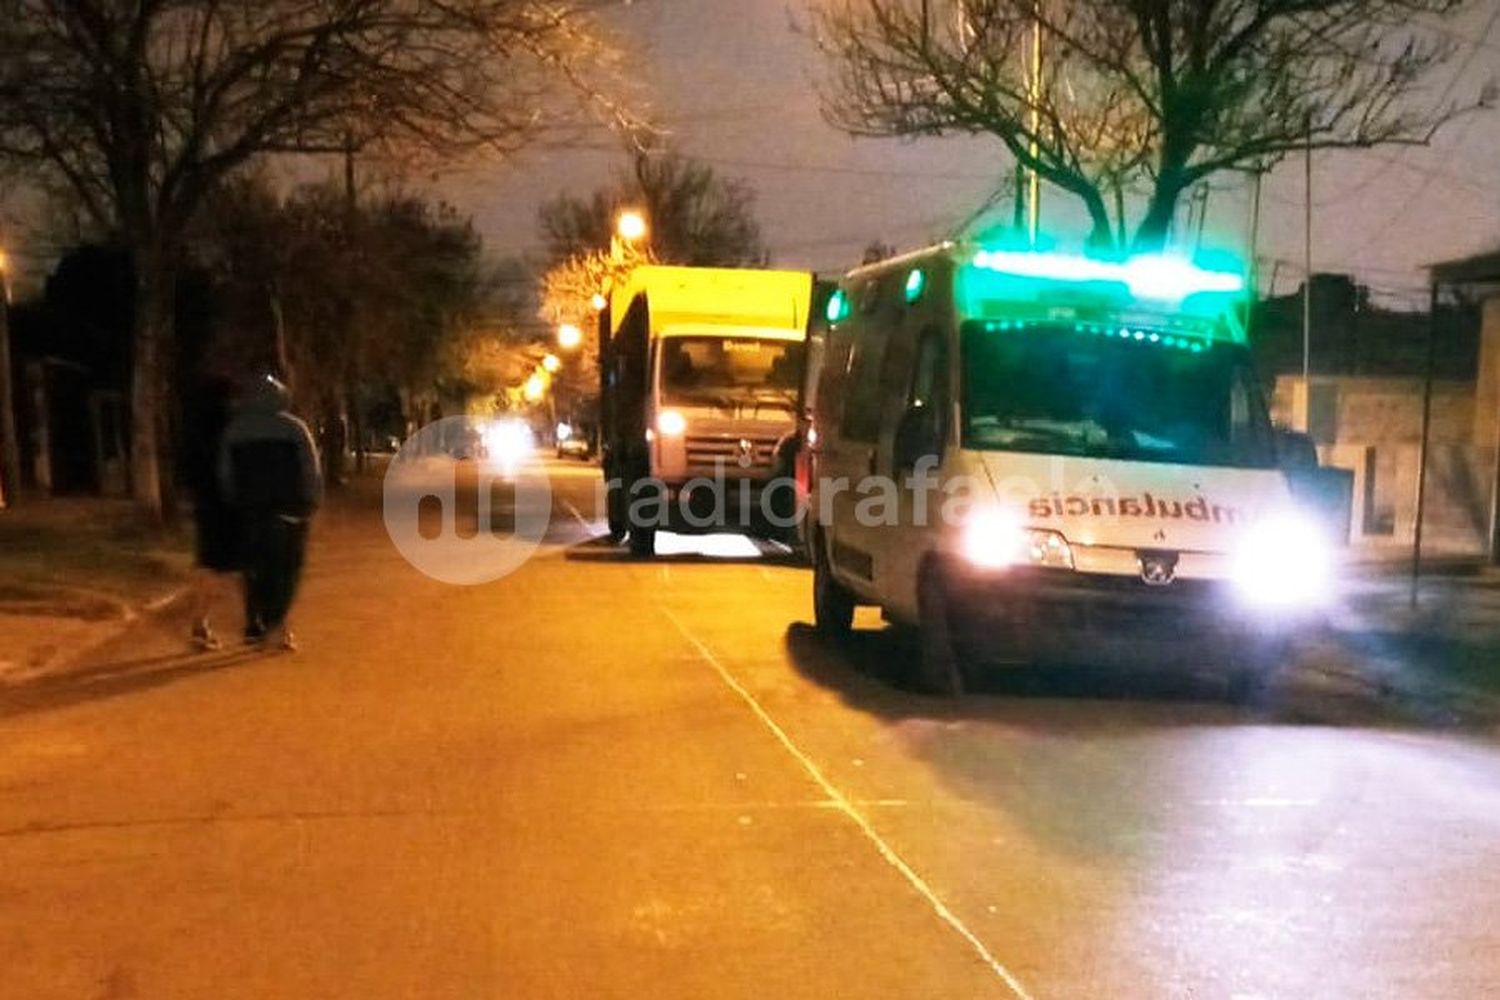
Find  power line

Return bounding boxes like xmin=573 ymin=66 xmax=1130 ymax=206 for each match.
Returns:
xmin=1347 ymin=1 xmax=1500 ymax=261
xmin=688 ymin=153 xmax=1000 ymax=182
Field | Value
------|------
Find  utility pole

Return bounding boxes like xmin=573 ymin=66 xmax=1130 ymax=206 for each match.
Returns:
xmin=1411 ymin=282 xmax=1439 ymax=609
xmin=0 ymin=248 xmax=20 ymax=508
xmin=1244 ymin=171 xmax=1264 ymax=341
xmin=1301 ymin=116 xmax=1313 ymax=430
xmin=1027 ymin=10 xmax=1043 ymax=244
xmin=1196 ymin=186 xmax=1210 ymax=251
xmin=340 ymin=132 xmax=358 ymax=478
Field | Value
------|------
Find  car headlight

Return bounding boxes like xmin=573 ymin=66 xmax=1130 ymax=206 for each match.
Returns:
xmin=961 ymin=509 xmax=1074 ymax=571
xmin=1231 ymin=510 xmax=1334 ymax=610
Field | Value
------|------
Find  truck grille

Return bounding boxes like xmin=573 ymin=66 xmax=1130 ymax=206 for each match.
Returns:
xmin=685 ymin=434 xmax=780 ymax=471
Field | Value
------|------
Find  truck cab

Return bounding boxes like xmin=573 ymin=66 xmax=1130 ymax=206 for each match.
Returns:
xmin=599 ymin=266 xmax=813 ymax=556
xmin=806 ymin=243 xmax=1342 ymax=699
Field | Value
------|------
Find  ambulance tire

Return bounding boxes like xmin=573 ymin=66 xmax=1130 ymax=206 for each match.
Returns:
xmin=1226 ymin=638 xmax=1290 ymax=707
xmin=915 ymin=561 xmax=969 ymax=697
xmin=812 ymin=532 xmax=855 ymax=637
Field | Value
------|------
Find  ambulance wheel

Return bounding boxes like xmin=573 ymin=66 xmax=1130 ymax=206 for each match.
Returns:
xmin=1226 ymin=639 xmax=1289 ymax=707
xmin=915 ymin=561 xmax=969 ymax=697
xmin=628 ymin=526 xmax=656 ymax=558
xmin=812 ymin=533 xmax=855 ymax=637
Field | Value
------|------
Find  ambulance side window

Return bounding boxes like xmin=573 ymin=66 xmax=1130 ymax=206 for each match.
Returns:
xmin=910 ymin=328 xmax=948 ymax=414
xmin=840 ymin=324 xmax=888 ymax=443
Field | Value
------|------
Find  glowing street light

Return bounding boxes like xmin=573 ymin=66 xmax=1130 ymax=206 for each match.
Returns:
xmin=616 ymin=208 xmax=647 ymax=243
xmin=542 ymin=353 xmax=561 ymax=373
xmin=558 ymin=323 xmax=582 ymax=350
xmin=590 ymin=293 xmax=607 ymax=312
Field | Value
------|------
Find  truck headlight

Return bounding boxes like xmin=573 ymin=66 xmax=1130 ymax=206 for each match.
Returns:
xmin=1231 ymin=511 xmax=1334 ymax=610
xmin=961 ymin=509 xmax=1074 ymax=571
xmin=656 ymin=409 xmax=687 ymax=436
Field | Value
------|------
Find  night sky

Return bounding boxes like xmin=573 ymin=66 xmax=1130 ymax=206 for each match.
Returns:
xmin=437 ymin=0 xmax=1500 ymax=307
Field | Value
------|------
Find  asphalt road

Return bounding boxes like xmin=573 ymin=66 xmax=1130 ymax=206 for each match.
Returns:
xmin=3 ymin=456 xmax=1499 ymax=999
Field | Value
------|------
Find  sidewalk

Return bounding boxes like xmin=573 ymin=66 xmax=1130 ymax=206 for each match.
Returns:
xmin=0 ymin=496 xmax=192 ymax=684
xmin=1327 ymin=563 xmax=1500 ymax=724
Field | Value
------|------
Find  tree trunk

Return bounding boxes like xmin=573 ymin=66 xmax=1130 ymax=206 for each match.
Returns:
xmin=1077 ymin=185 xmax=1117 ymax=253
xmin=130 ymin=255 xmax=175 ymax=521
xmin=0 ymin=290 xmax=21 ymax=505
xmin=1134 ymin=184 xmax=1181 ymax=252
xmin=349 ymin=384 xmax=367 ymax=474
xmin=1134 ymin=142 xmax=1193 ymax=252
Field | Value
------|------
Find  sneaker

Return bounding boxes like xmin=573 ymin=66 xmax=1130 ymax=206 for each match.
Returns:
xmin=263 ymin=625 xmax=297 ymax=653
xmin=191 ymin=621 xmax=222 ymax=652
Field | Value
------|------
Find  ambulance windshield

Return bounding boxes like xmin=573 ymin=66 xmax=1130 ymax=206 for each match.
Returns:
xmin=960 ymin=322 xmax=1277 ymax=469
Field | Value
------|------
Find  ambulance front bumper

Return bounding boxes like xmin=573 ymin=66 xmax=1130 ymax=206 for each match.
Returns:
xmin=941 ymin=562 xmax=1315 ymax=670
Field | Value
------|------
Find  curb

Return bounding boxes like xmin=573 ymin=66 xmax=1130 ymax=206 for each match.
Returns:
xmin=0 ymin=584 xmax=190 ymax=688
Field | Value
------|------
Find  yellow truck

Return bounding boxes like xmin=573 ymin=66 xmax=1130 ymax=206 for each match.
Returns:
xmin=598 ymin=265 xmax=814 ymax=556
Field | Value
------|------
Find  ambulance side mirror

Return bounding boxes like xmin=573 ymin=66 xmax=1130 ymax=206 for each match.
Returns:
xmin=1275 ymin=428 xmax=1355 ymax=545
xmin=1274 ymin=428 xmax=1319 ymax=472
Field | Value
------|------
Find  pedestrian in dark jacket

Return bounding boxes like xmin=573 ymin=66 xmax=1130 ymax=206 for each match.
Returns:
xmin=183 ymin=373 xmax=239 ymax=651
xmin=218 ymin=375 xmax=323 ymax=650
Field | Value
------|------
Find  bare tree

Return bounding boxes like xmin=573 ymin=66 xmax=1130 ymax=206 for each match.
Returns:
xmin=540 ymin=152 xmax=769 ymax=267
xmin=0 ymin=0 xmax=641 ymax=518
xmin=814 ymin=0 xmax=1488 ymax=250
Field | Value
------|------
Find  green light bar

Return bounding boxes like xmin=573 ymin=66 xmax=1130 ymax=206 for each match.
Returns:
xmin=971 ymin=249 xmax=1244 ymax=301
xmin=983 ymin=319 xmax=1212 ymax=352
xmin=826 ymin=288 xmax=850 ymax=323
xmin=904 ymin=268 xmax=927 ymax=303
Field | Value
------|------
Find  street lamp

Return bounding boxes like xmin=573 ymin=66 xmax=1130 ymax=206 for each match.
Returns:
xmin=523 ymin=373 xmax=546 ymax=403
xmin=542 ymin=353 xmax=561 ymax=374
xmin=616 ymin=209 xmax=647 ymax=244
xmin=590 ymin=293 xmax=607 ymax=313
xmin=558 ymin=323 xmax=582 ymax=350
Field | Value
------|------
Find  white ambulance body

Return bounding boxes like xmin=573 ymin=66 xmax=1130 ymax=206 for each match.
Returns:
xmin=806 ymin=243 xmax=1337 ymax=698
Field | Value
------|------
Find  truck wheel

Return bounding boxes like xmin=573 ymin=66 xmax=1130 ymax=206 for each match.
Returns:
xmin=812 ymin=536 xmax=855 ymax=637
xmin=628 ymin=526 xmax=656 ymax=558
xmin=605 ymin=474 xmax=627 ymax=543
xmin=914 ymin=561 xmax=968 ymax=696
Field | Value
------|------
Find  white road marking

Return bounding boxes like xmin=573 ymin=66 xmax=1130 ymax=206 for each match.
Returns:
xmin=659 ymin=605 xmax=1035 ymax=1000
xmin=561 ymin=499 xmax=592 ymax=530
xmin=647 ymin=799 xmax=909 ymax=813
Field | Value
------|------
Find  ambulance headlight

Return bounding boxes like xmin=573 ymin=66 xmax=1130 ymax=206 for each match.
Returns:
xmin=961 ymin=510 xmax=1074 ymax=571
xmin=1231 ymin=511 xmax=1334 ymax=610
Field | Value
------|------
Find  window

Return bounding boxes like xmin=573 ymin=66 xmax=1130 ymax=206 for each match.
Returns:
xmin=840 ymin=326 xmax=888 ymax=443
xmin=909 ymin=329 xmax=948 ymax=413
xmin=960 ymin=322 xmax=1277 ymax=468
xmin=659 ymin=337 xmax=803 ymax=411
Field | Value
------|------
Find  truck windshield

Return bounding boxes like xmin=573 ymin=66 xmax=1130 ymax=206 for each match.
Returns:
xmin=659 ymin=336 xmax=804 ymax=410
xmin=960 ymin=321 xmax=1277 ymax=468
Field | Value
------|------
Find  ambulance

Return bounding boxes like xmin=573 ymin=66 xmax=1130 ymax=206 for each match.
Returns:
xmin=805 ymin=243 xmax=1345 ymax=699
xmin=599 ymin=265 xmax=813 ymax=556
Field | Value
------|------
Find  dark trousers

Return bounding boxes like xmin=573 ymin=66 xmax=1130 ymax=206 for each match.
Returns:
xmin=241 ymin=513 xmax=309 ymax=634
